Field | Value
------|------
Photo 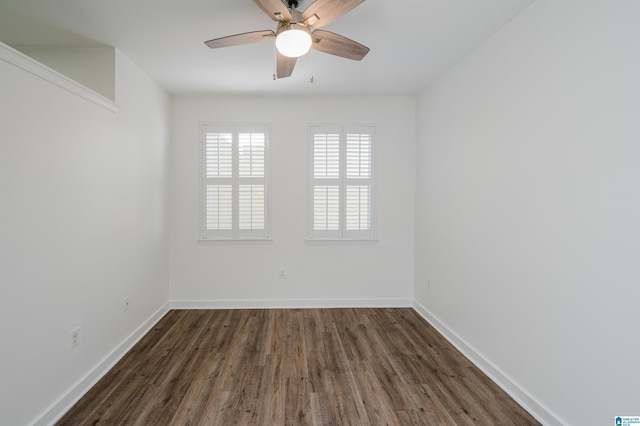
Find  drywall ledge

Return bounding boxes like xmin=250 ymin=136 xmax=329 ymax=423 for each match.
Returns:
xmin=31 ymin=303 xmax=170 ymax=426
xmin=0 ymin=41 xmax=118 ymax=113
xmin=412 ymin=301 xmax=564 ymax=426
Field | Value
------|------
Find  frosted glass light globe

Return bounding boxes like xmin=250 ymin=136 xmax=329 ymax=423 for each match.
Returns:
xmin=276 ymin=27 xmax=312 ymax=58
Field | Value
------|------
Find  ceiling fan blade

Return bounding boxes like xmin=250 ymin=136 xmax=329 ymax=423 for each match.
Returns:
xmin=311 ymin=30 xmax=370 ymax=61
xmin=253 ymin=0 xmax=292 ymax=21
xmin=303 ymin=0 xmax=365 ymax=29
xmin=276 ymin=53 xmax=297 ymax=78
xmin=205 ymin=30 xmax=275 ymax=49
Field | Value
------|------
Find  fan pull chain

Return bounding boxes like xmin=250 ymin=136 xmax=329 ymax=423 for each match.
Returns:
xmin=310 ymin=49 xmax=314 ymax=83
xmin=273 ymin=42 xmax=277 ymax=80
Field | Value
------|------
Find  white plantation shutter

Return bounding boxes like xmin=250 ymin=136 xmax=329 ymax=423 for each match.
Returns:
xmin=313 ymin=185 xmax=340 ymax=231
xmin=204 ymin=131 xmax=234 ymax=238
xmin=206 ymin=185 xmax=232 ymax=230
xmin=205 ymin=133 xmax=232 ymax=178
xmin=313 ymin=133 xmax=340 ymax=179
xmin=239 ymin=184 xmax=265 ymax=230
xmin=309 ymin=125 xmax=375 ymax=240
xmin=346 ymin=132 xmax=372 ymax=179
xmin=312 ymin=131 xmax=341 ymax=237
xmin=238 ymin=132 xmax=266 ymax=233
xmin=201 ymin=125 xmax=270 ymax=240
xmin=345 ymin=185 xmax=371 ymax=230
xmin=345 ymin=130 xmax=373 ymax=236
xmin=238 ymin=132 xmax=265 ymax=178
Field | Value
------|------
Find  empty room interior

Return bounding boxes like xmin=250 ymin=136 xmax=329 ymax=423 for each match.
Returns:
xmin=1 ymin=0 xmax=638 ymax=425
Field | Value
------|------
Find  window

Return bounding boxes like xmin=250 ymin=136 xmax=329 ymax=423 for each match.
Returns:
xmin=201 ymin=124 xmax=270 ymax=241
xmin=308 ymin=125 xmax=376 ymax=240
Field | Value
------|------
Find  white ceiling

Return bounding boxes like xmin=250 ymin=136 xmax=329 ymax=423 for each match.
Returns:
xmin=0 ymin=0 xmax=533 ymax=95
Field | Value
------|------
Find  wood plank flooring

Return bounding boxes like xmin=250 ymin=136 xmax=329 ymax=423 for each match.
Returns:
xmin=57 ymin=309 xmax=539 ymax=425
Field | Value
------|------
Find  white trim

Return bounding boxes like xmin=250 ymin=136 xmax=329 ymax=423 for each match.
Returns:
xmin=305 ymin=239 xmax=379 ymax=246
xmin=198 ymin=238 xmax=273 ymax=245
xmin=171 ymin=298 xmax=412 ymax=310
xmin=412 ymin=300 xmax=564 ymax=426
xmin=32 ymin=303 xmax=170 ymax=426
xmin=0 ymin=41 xmax=118 ymax=113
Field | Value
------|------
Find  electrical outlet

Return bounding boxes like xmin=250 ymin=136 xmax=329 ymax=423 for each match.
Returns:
xmin=279 ymin=268 xmax=286 ymax=279
xmin=70 ymin=328 xmax=80 ymax=350
xmin=124 ymin=297 xmax=130 ymax=312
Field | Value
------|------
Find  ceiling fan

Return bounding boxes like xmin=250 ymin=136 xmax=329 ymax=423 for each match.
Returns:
xmin=204 ymin=0 xmax=370 ymax=79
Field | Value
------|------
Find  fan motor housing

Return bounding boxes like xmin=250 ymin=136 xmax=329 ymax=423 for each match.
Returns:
xmin=276 ymin=21 xmax=310 ymax=37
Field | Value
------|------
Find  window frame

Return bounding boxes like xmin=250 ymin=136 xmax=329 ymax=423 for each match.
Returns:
xmin=307 ymin=124 xmax=377 ymax=242
xmin=199 ymin=123 xmax=271 ymax=243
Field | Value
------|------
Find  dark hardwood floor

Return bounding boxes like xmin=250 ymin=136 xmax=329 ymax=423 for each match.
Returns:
xmin=57 ymin=308 xmax=539 ymax=425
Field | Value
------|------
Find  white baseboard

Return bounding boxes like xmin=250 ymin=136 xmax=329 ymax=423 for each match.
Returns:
xmin=33 ymin=303 xmax=171 ymax=426
xmin=171 ymin=298 xmax=413 ymax=310
xmin=412 ymin=300 xmax=563 ymax=426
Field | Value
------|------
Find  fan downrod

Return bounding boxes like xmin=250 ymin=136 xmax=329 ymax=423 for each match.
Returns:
xmin=287 ymin=0 xmax=299 ymax=10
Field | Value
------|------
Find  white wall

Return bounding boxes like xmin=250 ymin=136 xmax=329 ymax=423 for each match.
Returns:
xmin=414 ymin=1 xmax=640 ymax=424
xmin=170 ymin=95 xmax=415 ymax=307
xmin=19 ymin=46 xmax=116 ymax=101
xmin=0 ymin=49 xmax=170 ymax=425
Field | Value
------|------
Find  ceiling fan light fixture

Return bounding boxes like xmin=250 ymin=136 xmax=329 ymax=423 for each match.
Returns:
xmin=275 ymin=24 xmax=312 ymax=58
xmin=204 ymin=0 xmax=370 ymax=79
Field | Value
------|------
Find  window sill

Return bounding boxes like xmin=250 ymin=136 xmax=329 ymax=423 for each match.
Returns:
xmin=198 ymin=239 xmax=273 ymax=246
xmin=305 ymin=239 xmax=379 ymax=246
